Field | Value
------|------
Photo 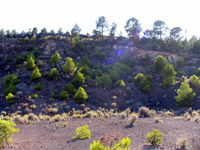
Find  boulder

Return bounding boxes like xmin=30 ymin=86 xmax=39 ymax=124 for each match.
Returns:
xmin=16 ymin=82 xmax=27 ymax=91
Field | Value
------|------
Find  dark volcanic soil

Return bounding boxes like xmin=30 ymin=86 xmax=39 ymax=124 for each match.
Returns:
xmin=3 ymin=117 xmax=200 ymax=150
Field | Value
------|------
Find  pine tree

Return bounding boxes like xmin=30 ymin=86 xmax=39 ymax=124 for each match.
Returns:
xmin=74 ymin=87 xmax=88 ymax=103
xmin=176 ymin=81 xmax=195 ymax=107
xmin=62 ymin=57 xmax=77 ymax=76
xmin=26 ymin=57 xmax=36 ymax=70
xmin=31 ymin=67 xmax=42 ymax=82
xmin=49 ymin=52 xmax=61 ymax=65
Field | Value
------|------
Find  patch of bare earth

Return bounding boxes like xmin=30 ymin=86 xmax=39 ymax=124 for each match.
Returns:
xmin=3 ymin=117 xmax=200 ymax=150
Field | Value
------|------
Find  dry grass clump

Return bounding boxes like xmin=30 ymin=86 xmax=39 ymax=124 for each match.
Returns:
xmin=120 ymin=112 xmax=127 ymax=119
xmin=138 ymin=107 xmax=150 ymax=118
xmin=25 ymin=113 xmax=39 ymax=123
xmin=48 ymin=107 xmax=58 ymax=114
xmin=39 ymin=113 xmax=51 ymax=120
xmin=193 ymin=116 xmax=200 ymax=123
xmin=128 ymin=113 xmax=138 ymax=125
xmin=84 ymin=111 xmax=99 ymax=118
xmin=22 ymin=103 xmax=29 ymax=108
xmin=154 ymin=117 xmax=161 ymax=123
xmin=163 ymin=111 xmax=174 ymax=117
xmin=176 ymin=137 xmax=188 ymax=149
xmin=30 ymin=104 xmax=37 ymax=110
xmin=149 ymin=110 xmax=156 ymax=117
xmin=13 ymin=115 xmax=23 ymax=124
xmin=51 ymin=113 xmax=68 ymax=122
xmin=192 ymin=110 xmax=199 ymax=117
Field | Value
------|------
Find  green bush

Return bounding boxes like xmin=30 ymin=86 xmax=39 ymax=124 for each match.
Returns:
xmin=26 ymin=57 xmax=36 ymax=70
xmin=162 ymin=76 xmax=175 ymax=88
xmin=90 ymin=137 xmax=131 ymax=150
xmin=16 ymin=64 xmax=23 ymax=70
xmin=33 ymin=48 xmax=40 ymax=57
xmin=189 ymin=75 xmax=200 ymax=87
xmin=113 ymin=62 xmax=131 ymax=75
xmin=72 ymin=125 xmax=91 ymax=140
xmin=49 ymin=68 xmax=59 ymax=80
xmin=5 ymin=57 xmax=12 ymax=63
xmin=134 ymin=73 xmax=144 ymax=84
xmin=31 ymin=94 xmax=38 ymax=99
xmin=162 ymin=63 xmax=176 ymax=79
xmin=59 ymin=91 xmax=69 ymax=100
xmin=72 ymin=72 xmax=85 ymax=87
xmin=142 ymin=53 xmax=150 ymax=66
xmin=26 ymin=45 xmax=34 ymax=51
xmin=30 ymin=35 xmax=36 ymax=41
xmin=6 ymin=93 xmax=15 ymax=104
xmin=176 ymin=57 xmax=184 ymax=68
xmin=99 ymin=52 xmax=107 ymax=60
xmin=74 ymin=87 xmax=88 ymax=104
xmin=78 ymin=65 xmax=92 ymax=80
xmin=154 ymin=55 xmax=168 ymax=73
xmin=119 ymin=52 xmax=133 ymax=67
xmin=0 ymin=120 xmax=19 ymax=147
xmin=62 ymin=57 xmax=77 ymax=76
xmin=64 ymin=84 xmax=77 ymax=95
xmin=145 ymin=129 xmax=162 ymax=145
xmin=4 ymin=74 xmax=18 ymax=88
xmin=91 ymin=43 xmax=96 ymax=50
xmin=82 ymin=56 xmax=91 ymax=66
xmin=94 ymin=74 xmax=112 ymax=88
xmin=116 ymin=80 xmax=125 ymax=87
xmin=15 ymin=55 xmax=24 ymax=64
xmin=194 ymin=68 xmax=200 ymax=76
xmin=5 ymin=83 xmax=16 ymax=95
xmin=31 ymin=67 xmax=42 ymax=82
xmin=50 ymin=92 xmax=57 ymax=98
xmin=176 ymin=81 xmax=195 ymax=107
xmin=110 ymin=70 xmax=120 ymax=82
xmin=34 ymin=83 xmax=42 ymax=91
xmin=24 ymin=52 xmax=35 ymax=61
xmin=177 ymin=70 xmax=185 ymax=76
xmin=143 ymin=84 xmax=151 ymax=93
xmin=49 ymin=52 xmax=61 ymax=65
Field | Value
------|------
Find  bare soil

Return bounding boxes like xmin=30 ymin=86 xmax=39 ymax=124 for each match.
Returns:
xmin=3 ymin=117 xmax=200 ymax=150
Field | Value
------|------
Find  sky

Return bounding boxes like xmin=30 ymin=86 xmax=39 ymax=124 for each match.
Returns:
xmin=1 ymin=0 xmax=200 ymax=39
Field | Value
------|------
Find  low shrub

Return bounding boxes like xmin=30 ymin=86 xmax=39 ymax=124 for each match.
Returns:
xmin=5 ymin=83 xmax=16 ymax=95
xmin=31 ymin=67 xmax=42 ymax=82
xmin=162 ymin=76 xmax=175 ymax=88
xmin=64 ymin=84 xmax=77 ymax=95
xmin=15 ymin=55 xmax=24 ymax=64
xmin=26 ymin=57 xmax=36 ymax=70
xmin=72 ymin=125 xmax=91 ymax=140
xmin=90 ymin=132 xmax=131 ymax=150
xmin=72 ymin=72 xmax=85 ymax=87
xmin=116 ymin=80 xmax=125 ymax=87
xmin=34 ymin=83 xmax=42 ymax=91
xmin=189 ymin=75 xmax=200 ymax=87
xmin=0 ymin=120 xmax=19 ymax=147
xmin=49 ymin=52 xmax=61 ymax=65
xmin=194 ymin=68 xmax=200 ymax=76
xmin=59 ymin=91 xmax=69 ymax=100
xmin=128 ymin=114 xmax=138 ymax=125
xmin=49 ymin=68 xmax=59 ymax=80
xmin=6 ymin=93 xmax=15 ymax=104
xmin=31 ymin=94 xmax=38 ymax=99
xmin=4 ymin=74 xmax=18 ymax=88
xmin=138 ymin=107 xmax=150 ymax=118
xmin=74 ymin=87 xmax=88 ymax=104
xmin=176 ymin=137 xmax=188 ymax=149
xmin=145 ymin=129 xmax=162 ymax=145
xmin=84 ymin=111 xmax=99 ymax=118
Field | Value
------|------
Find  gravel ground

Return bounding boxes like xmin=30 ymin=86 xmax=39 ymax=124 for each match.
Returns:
xmin=3 ymin=117 xmax=200 ymax=150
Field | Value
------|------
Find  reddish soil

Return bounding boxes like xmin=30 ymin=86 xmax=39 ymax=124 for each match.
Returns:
xmin=3 ymin=117 xmax=200 ymax=150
